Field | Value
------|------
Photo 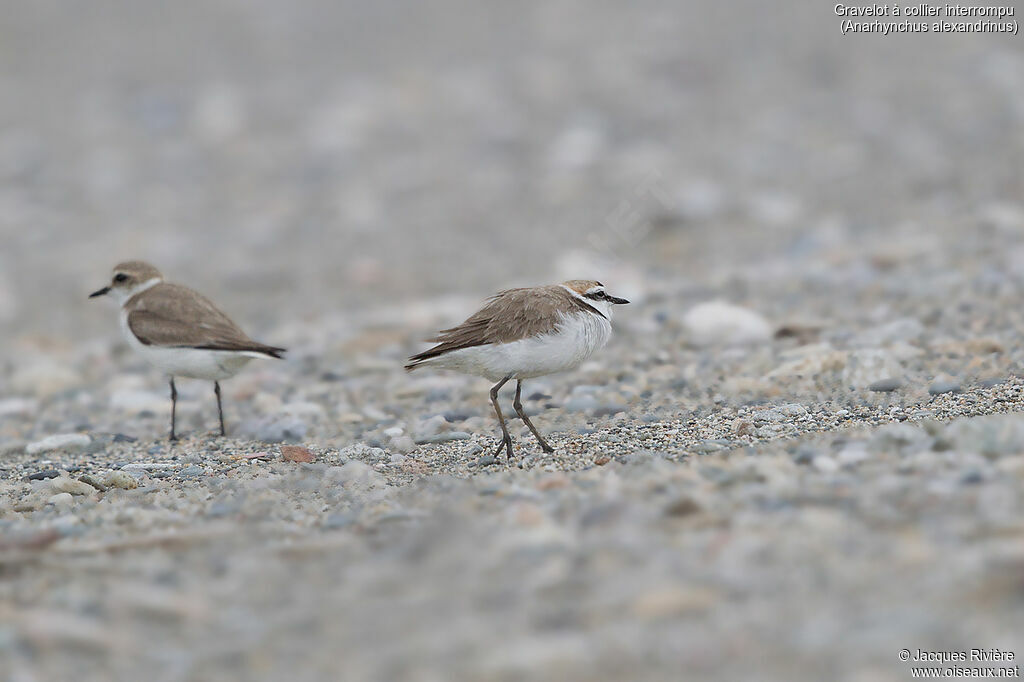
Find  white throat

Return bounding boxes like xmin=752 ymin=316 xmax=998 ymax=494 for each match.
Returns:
xmin=114 ymin=277 xmax=162 ymax=306
xmin=561 ymin=285 xmax=614 ymax=320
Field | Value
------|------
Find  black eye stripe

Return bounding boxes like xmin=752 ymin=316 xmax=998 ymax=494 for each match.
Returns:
xmin=114 ymin=273 xmax=128 ymax=282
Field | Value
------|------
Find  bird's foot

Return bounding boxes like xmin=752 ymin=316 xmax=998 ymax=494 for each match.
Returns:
xmin=492 ymin=435 xmax=514 ymax=461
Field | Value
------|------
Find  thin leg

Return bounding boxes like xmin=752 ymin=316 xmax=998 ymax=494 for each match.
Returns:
xmin=214 ymin=381 xmax=226 ymax=437
xmin=514 ymin=380 xmax=554 ymax=453
xmin=489 ymin=375 xmax=514 ymax=461
xmin=169 ymin=377 xmax=178 ymax=442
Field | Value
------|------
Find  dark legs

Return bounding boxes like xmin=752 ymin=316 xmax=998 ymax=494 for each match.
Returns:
xmin=214 ymin=381 xmax=226 ymax=436
xmin=514 ymin=380 xmax=554 ymax=453
xmin=169 ymin=378 xmax=178 ymax=441
xmin=489 ymin=375 xmax=514 ymax=461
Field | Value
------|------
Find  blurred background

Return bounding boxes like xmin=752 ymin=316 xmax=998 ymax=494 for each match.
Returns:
xmin=1 ymin=0 xmax=1020 ymax=349
xmin=3 ymin=2 xmax=1024 ymax=681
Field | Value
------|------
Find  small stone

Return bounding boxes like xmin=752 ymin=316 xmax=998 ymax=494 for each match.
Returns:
xmin=324 ymin=513 xmax=356 ymax=529
xmin=26 ymin=469 xmax=60 ymax=481
xmin=683 ymin=301 xmax=772 ymax=347
xmin=812 ymin=456 xmax=840 ymax=473
xmin=630 ymin=586 xmax=718 ymax=619
xmin=0 ymin=398 xmax=38 ymax=417
xmin=665 ymin=497 xmax=702 ymax=517
xmin=733 ymin=419 xmax=755 ymax=437
xmin=692 ymin=440 xmax=725 ymax=454
xmin=928 ymin=379 xmax=961 ymax=395
xmin=389 ymin=436 xmax=416 ymax=454
xmin=564 ymin=396 xmax=599 ymax=412
xmin=26 ymin=433 xmax=91 ymax=455
xmin=756 ymin=403 xmax=808 ymax=422
xmin=104 ymin=471 xmax=139 ymax=490
xmin=416 ymin=431 xmax=471 ymax=444
xmin=537 ymin=474 xmax=569 ymax=490
xmin=594 ymin=455 xmax=611 ymax=466
xmin=793 ymin=446 xmax=818 ymax=465
xmin=281 ymin=445 xmax=315 ymax=463
xmin=960 ymin=470 xmax=984 ymax=485
xmin=47 ymin=492 xmax=74 ymax=508
xmin=413 ymin=415 xmax=447 ymax=441
xmin=50 ymin=477 xmax=97 ymax=496
xmin=338 ymin=444 xmax=389 ymax=461
xmin=868 ymin=378 xmax=902 ymax=392
xmin=593 ymin=404 xmax=627 ymax=418
xmin=476 ymin=454 xmax=498 ymax=466
xmin=78 ymin=475 xmax=107 ymax=492
xmin=179 ymin=465 xmax=205 ymax=478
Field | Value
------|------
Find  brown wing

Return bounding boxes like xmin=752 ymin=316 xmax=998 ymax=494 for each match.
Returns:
xmin=127 ymin=283 xmax=285 ymax=358
xmin=406 ymin=286 xmax=595 ymax=368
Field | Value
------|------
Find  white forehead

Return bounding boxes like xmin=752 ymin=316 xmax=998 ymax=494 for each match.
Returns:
xmin=585 ymin=285 xmax=605 ymax=294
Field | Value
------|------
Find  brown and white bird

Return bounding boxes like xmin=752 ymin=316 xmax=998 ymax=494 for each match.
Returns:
xmin=90 ymin=261 xmax=285 ymax=440
xmin=406 ymin=280 xmax=628 ymax=460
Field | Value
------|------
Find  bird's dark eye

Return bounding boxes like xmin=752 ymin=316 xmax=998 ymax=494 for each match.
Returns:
xmin=113 ymin=273 xmax=128 ymax=283
xmin=595 ymin=291 xmax=606 ymax=299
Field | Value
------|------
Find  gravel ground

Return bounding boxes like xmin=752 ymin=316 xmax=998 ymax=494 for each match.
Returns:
xmin=3 ymin=2 xmax=1024 ymax=681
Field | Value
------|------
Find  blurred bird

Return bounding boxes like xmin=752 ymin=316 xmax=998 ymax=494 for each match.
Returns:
xmin=406 ymin=280 xmax=628 ymax=460
xmin=89 ymin=261 xmax=285 ymax=440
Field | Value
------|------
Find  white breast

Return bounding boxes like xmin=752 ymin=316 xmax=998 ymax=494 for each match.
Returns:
xmin=428 ymin=311 xmax=613 ymax=382
xmin=118 ymin=309 xmax=256 ymax=381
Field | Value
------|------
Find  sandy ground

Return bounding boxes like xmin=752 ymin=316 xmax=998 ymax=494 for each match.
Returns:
xmin=2 ymin=1 xmax=1024 ymax=680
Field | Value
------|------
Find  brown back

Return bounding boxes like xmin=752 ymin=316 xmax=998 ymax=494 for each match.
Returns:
xmin=127 ymin=283 xmax=285 ymax=357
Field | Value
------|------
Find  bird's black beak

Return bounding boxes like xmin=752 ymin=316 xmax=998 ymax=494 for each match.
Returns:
xmin=89 ymin=286 xmax=111 ymax=299
xmin=608 ymin=295 xmax=629 ymax=305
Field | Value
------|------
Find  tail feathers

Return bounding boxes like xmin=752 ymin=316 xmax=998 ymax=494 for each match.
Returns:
xmin=404 ymin=356 xmax=429 ymax=372
xmin=260 ymin=346 xmax=287 ymax=360
xmin=405 ymin=346 xmax=444 ymax=372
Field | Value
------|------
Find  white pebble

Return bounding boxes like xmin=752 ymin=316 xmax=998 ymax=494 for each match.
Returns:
xmin=47 ymin=492 xmax=74 ymax=507
xmin=26 ymin=434 xmax=91 ymax=455
xmin=50 ymin=477 xmax=97 ymax=496
xmin=104 ymin=471 xmax=139 ymax=490
xmin=683 ymin=302 xmax=772 ymax=347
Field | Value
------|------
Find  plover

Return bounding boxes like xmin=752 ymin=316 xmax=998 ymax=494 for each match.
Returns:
xmin=90 ymin=261 xmax=285 ymax=440
xmin=406 ymin=280 xmax=628 ymax=460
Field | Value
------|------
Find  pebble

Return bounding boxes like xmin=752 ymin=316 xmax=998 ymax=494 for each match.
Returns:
xmin=281 ymin=445 xmax=315 ymax=463
xmin=46 ymin=492 xmax=74 ymax=508
xmin=50 ymin=477 xmax=97 ymax=496
xmin=26 ymin=469 xmax=60 ymax=481
xmin=25 ymin=434 xmax=92 ymax=455
xmin=0 ymin=398 xmax=38 ymax=417
xmin=564 ymin=396 xmax=600 ymax=412
xmin=843 ymin=349 xmax=903 ymax=390
xmin=812 ymin=456 xmax=840 ymax=473
xmin=104 ymin=471 xmax=139 ymax=490
xmin=682 ymin=301 xmax=772 ymax=347
xmin=389 ymin=436 xmax=417 ymax=454
xmin=416 ymin=432 xmax=471 ymax=444
xmin=78 ymin=474 xmax=107 ymax=492
xmin=928 ymin=379 xmax=961 ymax=395
xmin=868 ymin=378 xmax=903 ymax=392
